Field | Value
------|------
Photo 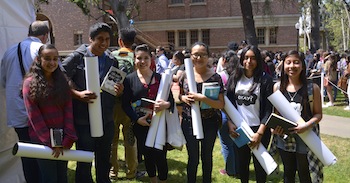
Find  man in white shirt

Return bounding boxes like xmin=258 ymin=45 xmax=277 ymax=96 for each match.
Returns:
xmin=155 ymin=46 xmax=170 ymax=74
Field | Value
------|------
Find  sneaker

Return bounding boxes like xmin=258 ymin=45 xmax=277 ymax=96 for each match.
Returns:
xmin=344 ymin=106 xmax=350 ymax=110
xmin=326 ymin=102 xmax=334 ymax=107
xmin=219 ymin=169 xmax=227 ymax=175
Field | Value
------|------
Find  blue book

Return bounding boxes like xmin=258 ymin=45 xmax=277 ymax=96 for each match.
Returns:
xmin=200 ymin=82 xmax=220 ymax=109
xmin=230 ymin=126 xmax=252 ymax=148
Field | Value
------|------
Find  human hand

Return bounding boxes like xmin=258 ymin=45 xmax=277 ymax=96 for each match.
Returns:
xmin=114 ymin=83 xmax=124 ymax=96
xmin=52 ymin=147 xmax=64 ymax=158
xmin=77 ymin=90 xmax=97 ymax=103
xmin=271 ymin=126 xmax=284 ymax=135
xmin=227 ymin=121 xmax=239 ymax=138
xmin=249 ymin=133 xmax=262 ymax=149
xmin=188 ymin=92 xmax=205 ymax=101
xmin=290 ymin=123 xmax=309 ymax=134
xmin=153 ymin=99 xmax=169 ymax=113
xmin=137 ymin=115 xmax=151 ymax=127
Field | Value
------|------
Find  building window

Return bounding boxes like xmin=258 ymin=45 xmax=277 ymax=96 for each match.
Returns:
xmin=168 ymin=31 xmax=175 ymax=45
xmin=190 ymin=30 xmax=198 ymax=45
xmin=202 ymin=29 xmax=210 ymax=45
xmin=171 ymin=0 xmax=183 ymax=4
xmin=179 ymin=31 xmax=186 ymax=47
xmin=269 ymin=27 xmax=277 ymax=44
xmin=74 ymin=32 xmax=83 ymax=46
xmin=192 ymin=0 xmax=204 ymax=2
xmin=257 ymin=28 xmax=265 ymax=45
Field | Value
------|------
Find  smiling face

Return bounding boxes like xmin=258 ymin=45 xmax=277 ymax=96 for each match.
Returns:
xmin=39 ymin=48 xmax=59 ymax=77
xmin=283 ymin=54 xmax=303 ymax=79
xmin=243 ymin=50 xmax=257 ymax=74
xmin=191 ymin=45 xmax=209 ymax=69
xmin=135 ymin=50 xmax=151 ymax=71
xmin=89 ymin=31 xmax=110 ymax=56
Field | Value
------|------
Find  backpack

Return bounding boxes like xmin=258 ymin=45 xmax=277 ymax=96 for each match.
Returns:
xmin=112 ymin=50 xmax=134 ymax=75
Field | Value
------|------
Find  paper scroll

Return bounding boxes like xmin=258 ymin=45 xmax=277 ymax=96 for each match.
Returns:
xmin=268 ymin=90 xmax=337 ymax=166
xmin=84 ymin=57 xmax=103 ymax=137
xmin=145 ymin=69 xmax=172 ymax=149
xmin=184 ymin=58 xmax=204 ymax=139
xmin=13 ymin=142 xmax=94 ymax=162
xmin=224 ymin=96 xmax=277 ymax=175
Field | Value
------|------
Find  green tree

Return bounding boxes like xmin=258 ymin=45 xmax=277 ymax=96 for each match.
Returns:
xmin=323 ymin=0 xmax=350 ymax=51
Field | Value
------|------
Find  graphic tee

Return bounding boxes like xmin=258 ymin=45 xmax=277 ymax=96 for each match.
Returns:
xmin=235 ymin=75 xmax=261 ymax=127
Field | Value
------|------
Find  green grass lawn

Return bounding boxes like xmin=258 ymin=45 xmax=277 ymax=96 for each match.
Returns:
xmin=322 ymin=91 xmax=350 ymax=118
xmin=67 ymin=133 xmax=350 ymax=183
xmin=67 ymin=90 xmax=350 ymax=182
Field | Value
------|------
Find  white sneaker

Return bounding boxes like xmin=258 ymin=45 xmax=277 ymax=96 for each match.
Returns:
xmin=344 ymin=106 xmax=350 ymax=110
xmin=326 ymin=102 xmax=334 ymax=107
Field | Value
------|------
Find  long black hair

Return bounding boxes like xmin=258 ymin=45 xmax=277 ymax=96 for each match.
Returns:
xmin=280 ymin=50 xmax=312 ymax=117
xmin=227 ymin=45 xmax=263 ymax=94
xmin=25 ymin=44 xmax=70 ymax=104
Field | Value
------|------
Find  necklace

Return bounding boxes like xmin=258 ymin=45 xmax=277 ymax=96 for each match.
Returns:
xmin=287 ymin=91 xmax=298 ymax=101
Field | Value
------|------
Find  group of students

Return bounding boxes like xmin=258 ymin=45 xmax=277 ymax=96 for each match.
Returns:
xmin=1 ymin=21 xmax=326 ymax=183
xmin=164 ymin=43 xmax=323 ymax=183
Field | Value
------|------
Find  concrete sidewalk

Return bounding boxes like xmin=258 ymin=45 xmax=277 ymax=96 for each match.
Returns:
xmin=319 ymin=114 xmax=350 ymax=138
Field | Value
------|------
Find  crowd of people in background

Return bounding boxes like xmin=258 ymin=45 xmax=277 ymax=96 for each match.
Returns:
xmin=2 ymin=20 xmax=350 ymax=183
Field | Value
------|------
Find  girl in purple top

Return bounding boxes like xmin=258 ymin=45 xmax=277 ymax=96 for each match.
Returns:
xmin=22 ymin=44 xmax=77 ymax=183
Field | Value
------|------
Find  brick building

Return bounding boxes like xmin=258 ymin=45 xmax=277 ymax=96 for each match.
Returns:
xmin=37 ymin=0 xmax=300 ymax=55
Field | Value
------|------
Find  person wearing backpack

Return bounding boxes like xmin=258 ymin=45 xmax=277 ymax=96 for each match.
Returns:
xmin=110 ymin=27 xmax=142 ymax=179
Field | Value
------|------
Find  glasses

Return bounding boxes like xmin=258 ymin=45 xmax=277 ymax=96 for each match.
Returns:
xmin=191 ymin=53 xmax=208 ymax=59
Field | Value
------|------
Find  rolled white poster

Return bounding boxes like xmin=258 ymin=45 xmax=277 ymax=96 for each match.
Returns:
xmin=154 ymin=113 xmax=166 ymax=150
xmin=84 ymin=57 xmax=103 ymax=137
xmin=184 ymin=58 xmax=204 ymax=139
xmin=13 ymin=142 xmax=94 ymax=162
xmin=145 ymin=70 xmax=172 ymax=148
xmin=224 ymin=96 xmax=277 ymax=175
xmin=268 ymin=90 xmax=337 ymax=166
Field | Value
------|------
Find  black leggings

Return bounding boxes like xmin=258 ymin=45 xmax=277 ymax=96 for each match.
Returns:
xmin=237 ymin=126 xmax=270 ymax=183
xmin=278 ymin=148 xmax=312 ymax=183
xmin=134 ymin=124 xmax=168 ymax=180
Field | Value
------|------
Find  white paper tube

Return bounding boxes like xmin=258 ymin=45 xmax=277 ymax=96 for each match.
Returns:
xmin=13 ymin=142 xmax=94 ymax=163
xmin=154 ymin=113 xmax=166 ymax=150
xmin=184 ymin=58 xmax=204 ymax=139
xmin=84 ymin=57 xmax=103 ymax=137
xmin=146 ymin=70 xmax=172 ymax=148
xmin=268 ymin=90 xmax=337 ymax=166
xmin=224 ymin=96 xmax=277 ymax=175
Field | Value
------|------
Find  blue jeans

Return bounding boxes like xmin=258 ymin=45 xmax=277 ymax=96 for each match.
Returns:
xmin=75 ymin=122 xmax=114 ymax=183
xmin=37 ymin=159 xmax=68 ymax=183
xmin=15 ymin=127 xmax=41 ymax=183
xmin=182 ymin=114 xmax=220 ymax=183
xmin=217 ymin=111 xmax=239 ymax=176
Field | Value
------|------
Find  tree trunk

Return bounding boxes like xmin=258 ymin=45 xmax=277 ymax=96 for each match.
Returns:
xmin=109 ymin=0 xmax=129 ymax=29
xmin=310 ymin=0 xmax=320 ymax=52
xmin=239 ymin=0 xmax=258 ymax=47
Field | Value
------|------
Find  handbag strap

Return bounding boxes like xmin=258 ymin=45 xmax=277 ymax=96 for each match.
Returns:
xmin=17 ymin=42 xmax=26 ymax=78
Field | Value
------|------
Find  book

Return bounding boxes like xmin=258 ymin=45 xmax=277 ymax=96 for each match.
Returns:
xmin=230 ymin=126 xmax=252 ymax=148
xmin=265 ymin=113 xmax=298 ymax=133
xmin=132 ymin=98 xmax=154 ymax=124
xmin=50 ymin=128 xmax=63 ymax=147
xmin=200 ymin=82 xmax=220 ymax=109
xmin=101 ymin=66 xmax=127 ymax=96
